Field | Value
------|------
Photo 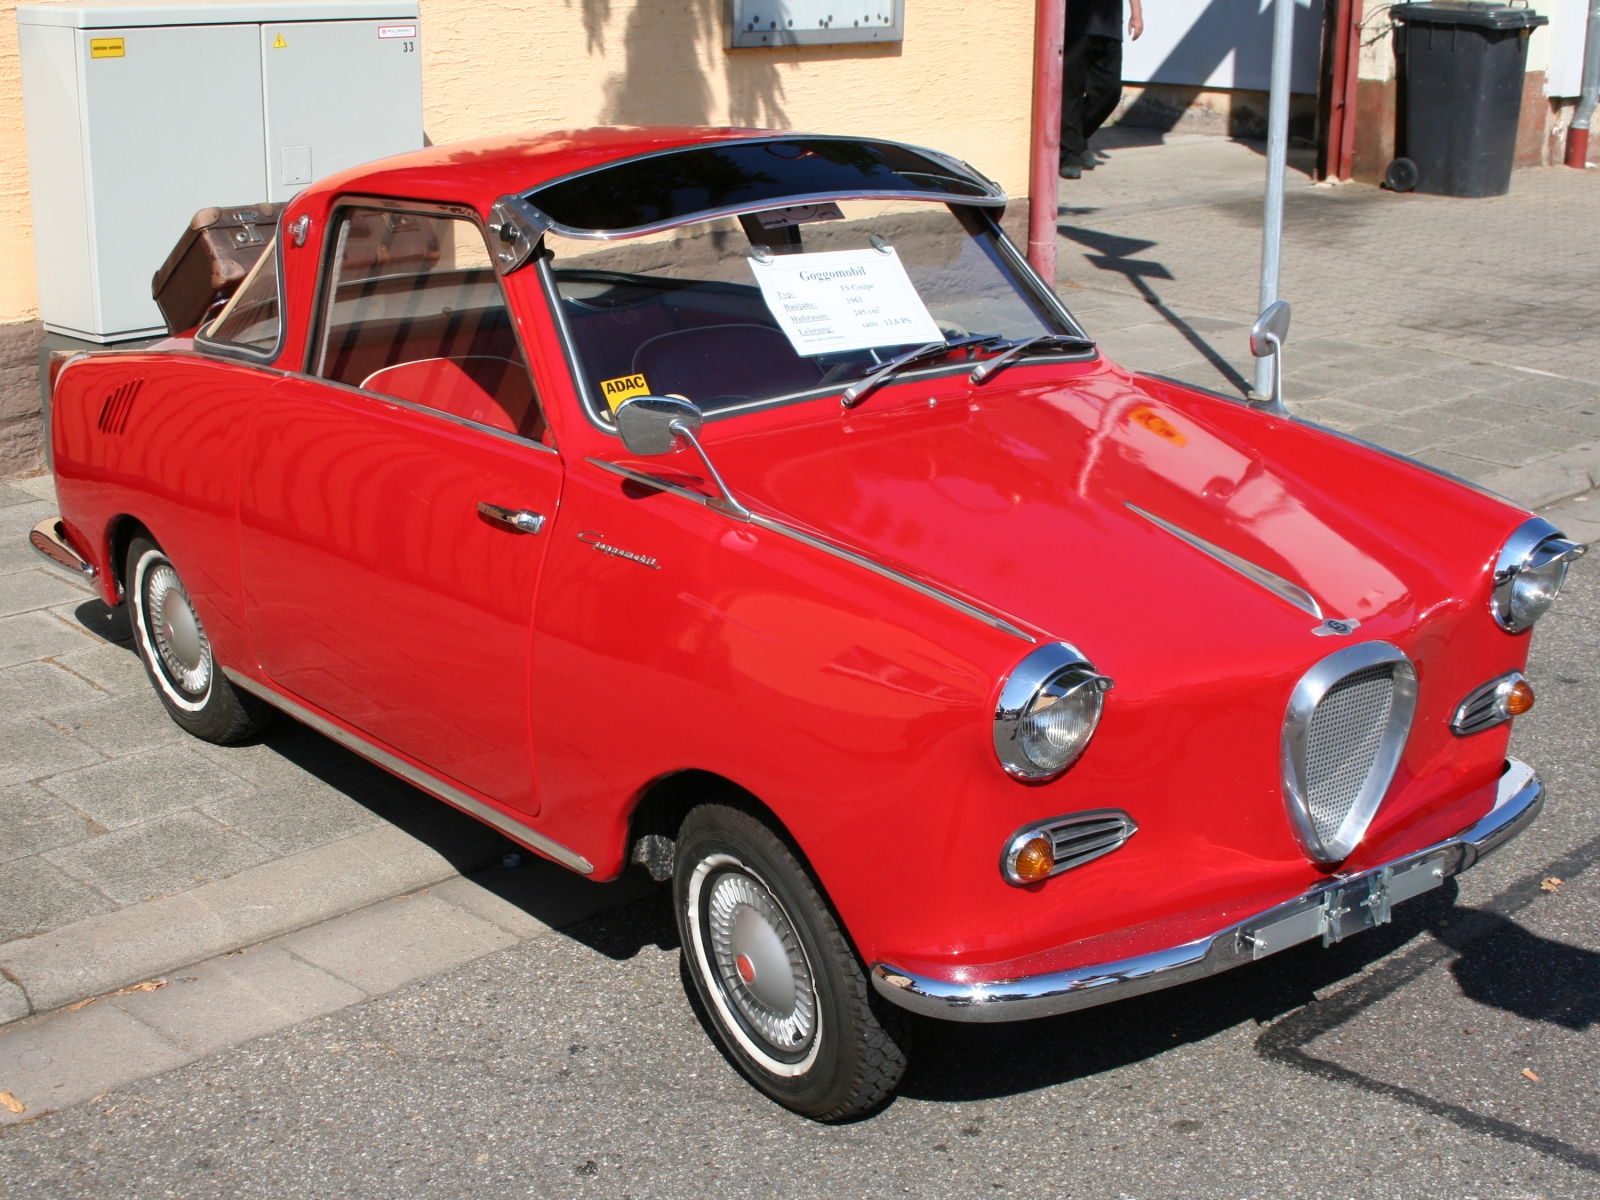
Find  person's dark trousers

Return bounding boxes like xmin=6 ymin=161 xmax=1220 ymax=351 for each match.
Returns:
xmin=1060 ymin=34 xmax=1123 ymax=161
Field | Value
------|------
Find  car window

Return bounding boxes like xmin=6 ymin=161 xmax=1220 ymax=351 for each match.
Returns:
xmin=201 ymin=238 xmax=281 ymax=353
xmin=313 ymin=207 xmax=549 ymax=445
xmin=544 ymin=200 xmax=1069 ymax=423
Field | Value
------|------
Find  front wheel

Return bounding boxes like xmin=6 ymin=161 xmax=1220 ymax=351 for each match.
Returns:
xmin=127 ymin=537 xmax=272 ymax=744
xmin=674 ymin=804 xmax=910 ymax=1120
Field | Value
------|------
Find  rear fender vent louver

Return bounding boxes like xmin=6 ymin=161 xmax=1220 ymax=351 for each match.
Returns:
xmin=1281 ymin=642 xmax=1417 ymax=865
xmin=97 ymin=379 xmax=143 ymax=435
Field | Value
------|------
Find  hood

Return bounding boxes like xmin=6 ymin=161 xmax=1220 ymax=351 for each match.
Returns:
xmin=703 ymin=361 xmax=1525 ymax=678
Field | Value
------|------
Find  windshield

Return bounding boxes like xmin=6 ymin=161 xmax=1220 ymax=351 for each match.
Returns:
xmin=545 ymin=200 xmax=1083 ymax=423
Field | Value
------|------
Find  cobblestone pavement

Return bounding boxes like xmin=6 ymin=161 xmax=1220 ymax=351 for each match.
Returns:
xmin=1059 ymin=133 xmax=1600 ymax=505
xmin=0 ymin=475 xmax=526 ymax=1019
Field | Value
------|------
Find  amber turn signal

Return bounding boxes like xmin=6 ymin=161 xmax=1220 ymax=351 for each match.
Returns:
xmin=1506 ymin=679 xmax=1535 ymax=716
xmin=1010 ymin=833 xmax=1055 ymax=884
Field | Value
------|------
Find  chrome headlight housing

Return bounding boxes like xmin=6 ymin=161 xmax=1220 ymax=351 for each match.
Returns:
xmin=1491 ymin=517 xmax=1587 ymax=633
xmin=993 ymin=642 xmax=1113 ymax=780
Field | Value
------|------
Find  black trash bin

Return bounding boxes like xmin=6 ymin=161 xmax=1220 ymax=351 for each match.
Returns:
xmin=1388 ymin=3 xmax=1548 ymax=198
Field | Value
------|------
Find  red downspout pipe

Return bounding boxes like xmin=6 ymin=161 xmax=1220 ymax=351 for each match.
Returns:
xmin=1029 ymin=0 xmax=1065 ymax=283
xmin=1323 ymin=0 xmax=1351 ymax=180
xmin=1338 ymin=0 xmax=1362 ymax=179
xmin=1323 ymin=0 xmax=1363 ymax=180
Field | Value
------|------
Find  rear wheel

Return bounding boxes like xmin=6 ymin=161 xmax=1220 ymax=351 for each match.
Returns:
xmin=674 ymin=804 xmax=910 ymax=1120
xmin=127 ymin=537 xmax=271 ymax=744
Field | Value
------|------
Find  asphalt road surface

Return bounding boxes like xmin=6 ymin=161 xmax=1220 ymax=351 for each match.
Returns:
xmin=2 ymin=540 xmax=1596 ymax=1199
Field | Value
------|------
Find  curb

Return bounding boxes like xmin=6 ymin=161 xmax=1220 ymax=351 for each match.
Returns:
xmin=1482 ymin=447 xmax=1600 ymax=513
xmin=0 ymin=824 xmax=463 ymax=1025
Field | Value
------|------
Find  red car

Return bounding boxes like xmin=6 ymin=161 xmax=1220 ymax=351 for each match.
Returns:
xmin=31 ymin=127 xmax=1585 ymax=1120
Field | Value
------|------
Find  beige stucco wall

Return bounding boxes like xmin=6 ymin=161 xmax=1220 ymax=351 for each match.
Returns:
xmin=1 ymin=2 xmax=35 ymax=325
xmin=0 ymin=0 xmax=1036 ymax=328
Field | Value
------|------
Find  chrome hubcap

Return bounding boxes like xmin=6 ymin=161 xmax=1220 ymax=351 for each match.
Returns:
xmin=146 ymin=564 xmax=210 ymax=696
xmin=706 ymin=871 xmax=816 ymax=1053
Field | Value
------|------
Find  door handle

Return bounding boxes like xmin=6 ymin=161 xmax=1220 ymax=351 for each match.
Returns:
xmin=477 ymin=502 xmax=546 ymax=534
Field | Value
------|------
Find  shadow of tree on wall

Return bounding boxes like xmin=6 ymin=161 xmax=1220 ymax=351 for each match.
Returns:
xmin=566 ymin=0 xmax=890 ymax=132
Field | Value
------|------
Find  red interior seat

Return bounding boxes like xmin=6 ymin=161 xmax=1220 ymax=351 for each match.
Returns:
xmin=361 ymin=356 xmax=542 ymax=439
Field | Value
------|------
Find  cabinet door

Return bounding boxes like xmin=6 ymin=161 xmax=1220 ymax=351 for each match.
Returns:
xmin=259 ymin=20 xmax=423 ymax=202
xmin=77 ymin=23 xmax=267 ymax=338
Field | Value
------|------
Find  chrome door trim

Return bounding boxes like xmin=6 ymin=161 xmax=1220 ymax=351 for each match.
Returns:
xmin=223 ymin=668 xmax=593 ymax=874
xmin=1126 ymin=502 xmax=1323 ymax=620
xmin=586 ymin=457 xmax=1036 ymax=643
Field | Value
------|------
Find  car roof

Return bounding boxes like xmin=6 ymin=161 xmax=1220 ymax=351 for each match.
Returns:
xmin=299 ymin=126 xmax=790 ymax=216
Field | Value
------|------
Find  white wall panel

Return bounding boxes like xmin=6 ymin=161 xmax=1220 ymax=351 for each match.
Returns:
xmin=1121 ymin=0 xmax=1326 ymax=94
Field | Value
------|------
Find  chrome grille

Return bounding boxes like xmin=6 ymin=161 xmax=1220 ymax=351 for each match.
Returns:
xmin=1045 ymin=811 xmax=1137 ymax=876
xmin=1303 ymin=664 xmax=1397 ymax=846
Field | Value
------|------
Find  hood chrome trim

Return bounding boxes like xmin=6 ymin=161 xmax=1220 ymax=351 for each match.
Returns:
xmin=587 ymin=457 xmax=1035 ymax=643
xmin=1126 ymin=502 xmax=1323 ymax=620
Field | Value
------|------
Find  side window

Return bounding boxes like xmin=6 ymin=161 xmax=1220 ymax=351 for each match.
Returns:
xmin=313 ymin=207 xmax=548 ymax=444
xmin=201 ymin=238 xmax=281 ymax=353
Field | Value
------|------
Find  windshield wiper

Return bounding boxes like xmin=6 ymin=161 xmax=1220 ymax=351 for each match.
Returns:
xmin=839 ymin=335 xmax=1005 ymax=408
xmin=968 ymin=334 xmax=1096 ymax=384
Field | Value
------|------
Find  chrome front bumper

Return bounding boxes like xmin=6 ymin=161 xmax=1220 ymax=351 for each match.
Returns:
xmin=871 ymin=758 xmax=1543 ymax=1023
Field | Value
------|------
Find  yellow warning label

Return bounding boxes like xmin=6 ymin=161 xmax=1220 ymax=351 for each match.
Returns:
xmin=600 ymin=373 xmax=651 ymax=413
xmin=272 ymin=33 xmax=288 ymax=48
xmin=90 ymin=37 xmax=125 ymax=58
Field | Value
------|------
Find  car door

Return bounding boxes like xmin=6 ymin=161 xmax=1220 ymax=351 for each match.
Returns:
xmin=238 ymin=201 xmax=561 ymax=814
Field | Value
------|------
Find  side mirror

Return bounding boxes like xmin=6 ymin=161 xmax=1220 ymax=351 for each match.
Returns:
xmin=614 ymin=395 xmax=702 ymax=456
xmin=1249 ymin=300 xmax=1290 ymax=358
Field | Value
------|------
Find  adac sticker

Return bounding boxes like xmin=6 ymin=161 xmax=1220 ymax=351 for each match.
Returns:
xmin=600 ymin=373 xmax=651 ymax=413
xmin=90 ymin=37 xmax=125 ymax=58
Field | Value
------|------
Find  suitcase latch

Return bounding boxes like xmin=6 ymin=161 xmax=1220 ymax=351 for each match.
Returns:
xmin=233 ymin=224 xmax=264 ymax=246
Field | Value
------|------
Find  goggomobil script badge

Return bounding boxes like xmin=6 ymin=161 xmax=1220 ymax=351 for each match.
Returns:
xmin=747 ymin=247 xmax=942 ymax=357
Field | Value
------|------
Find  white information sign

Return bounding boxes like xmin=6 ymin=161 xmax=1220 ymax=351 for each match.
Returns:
xmin=747 ymin=247 xmax=942 ymax=357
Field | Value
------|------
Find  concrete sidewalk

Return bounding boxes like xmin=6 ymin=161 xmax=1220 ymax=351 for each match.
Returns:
xmin=0 ymin=474 xmax=648 ymax=1026
xmin=1058 ymin=132 xmax=1600 ymax=508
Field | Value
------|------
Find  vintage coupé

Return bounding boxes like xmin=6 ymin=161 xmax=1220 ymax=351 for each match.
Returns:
xmin=31 ymin=127 xmax=1585 ymax=1120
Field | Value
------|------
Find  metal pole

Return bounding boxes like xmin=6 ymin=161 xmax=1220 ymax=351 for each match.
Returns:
xmin=1565 ymin=0 xmax=1600 ymax=167
xmin=1255 ymin=0 xmax=1297 ymax=399
xmin=1029 ymin=0 xmax=1066 ymax=283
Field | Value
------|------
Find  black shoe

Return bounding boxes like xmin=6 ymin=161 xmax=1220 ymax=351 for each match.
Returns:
xmin=1059 ymin=160 xmax=1082 ymax=179
xmin=1076 ymin=150 xmax=1098 ymax=170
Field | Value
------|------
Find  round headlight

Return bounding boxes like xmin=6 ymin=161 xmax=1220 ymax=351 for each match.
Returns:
xmin=994 ymin=642 xmax=1113 ymax=780
xmin=1491 ymin=517 xmax=1587 ymax=633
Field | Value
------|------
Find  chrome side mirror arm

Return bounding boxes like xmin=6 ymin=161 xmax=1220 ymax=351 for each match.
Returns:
xmin=614 ymin=395 xmax=751 ymax=520
xmin=1249 ymin=300 xmax=1291 ymax=417
xmin=669 ymin=419 xmax=751 ymax=520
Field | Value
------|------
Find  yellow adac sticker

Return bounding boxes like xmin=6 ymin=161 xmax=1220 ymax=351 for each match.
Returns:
xmin=272 ymin=33 xmax=288 ymax=48
xmin=600 ymin=373 xmax=651 ymax=413
xmin=90 ymin=37 xmax=125 ymax=58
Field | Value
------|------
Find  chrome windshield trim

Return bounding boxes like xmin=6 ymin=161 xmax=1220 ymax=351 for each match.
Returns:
xmin=872 ymin=758 xmax=1541 ymax=1023
xmin=535 ymin=190 xmax=1007 ymax=242
xmin=520 ymin=133 xmax=1006 ymax=241
xmin=585 ymin=457 xmax=1035 ymax=643
xmin=222 ymin=669 xmax=594 ymax=875
xmin=1126 ymin=502 xmax=1323 ymax=620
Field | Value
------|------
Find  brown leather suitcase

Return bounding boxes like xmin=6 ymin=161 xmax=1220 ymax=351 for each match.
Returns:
xmin=151 ymin=203 xmax=281 ymax=335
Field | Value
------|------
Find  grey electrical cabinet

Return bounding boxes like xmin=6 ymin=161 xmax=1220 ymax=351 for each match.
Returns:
xmin=17 ymin=1 xmax=422 ymax=342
